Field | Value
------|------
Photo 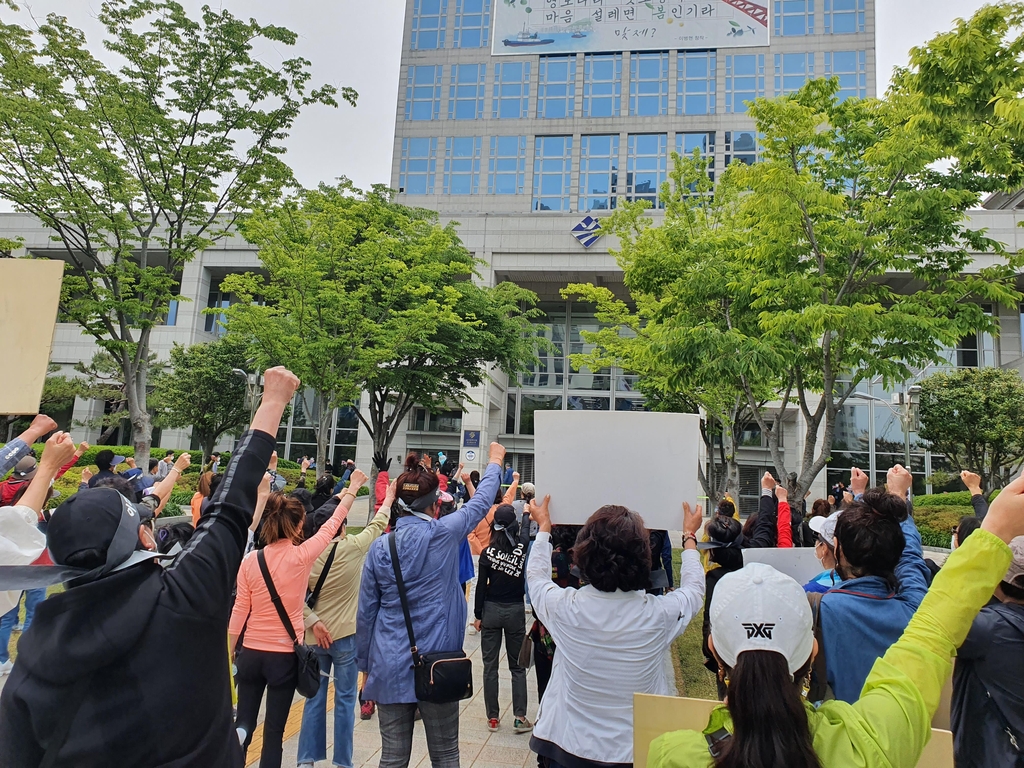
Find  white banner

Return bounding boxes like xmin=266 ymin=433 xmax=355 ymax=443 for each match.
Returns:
xmin=492 ymin=0 xmax=770 ymax=56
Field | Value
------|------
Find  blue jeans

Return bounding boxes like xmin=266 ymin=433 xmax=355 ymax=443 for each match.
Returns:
xmin=297 ymin=634 xmax=358 ymax=768
xmin=0 ymin=589 xmax=46 ymax=663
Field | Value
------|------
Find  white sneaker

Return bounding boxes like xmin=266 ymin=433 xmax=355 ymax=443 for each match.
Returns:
xmin=467 ymin=624 xmax=478 ymax=636
xmin=0 ymin=660 xmax=13 ymax=676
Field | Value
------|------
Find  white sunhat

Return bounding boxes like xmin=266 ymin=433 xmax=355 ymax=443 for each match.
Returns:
xmin=808 ymin=510 xmax=842 ymax=548
xmin=710 ymin=562 xmax=814 ymax=676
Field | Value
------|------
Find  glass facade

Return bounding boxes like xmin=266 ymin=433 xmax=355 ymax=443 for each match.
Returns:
xmin=627 ymin=133 xmax=668 ymax=208
xmin=677 ymin=51 xmax=717 ymax=115
xmin=725 ymin=130 xmax=759 ymax=166
xmin=579 ymin=134 xmax=619 ymax=212
xmin=533 ymin=135 xmax=573 ymax=211
xmin=725 ymin=54 xmax=766 ymax=114
xmin=405 ymin=65 xmax=442 ymax=121
xmin=676 ymin=132 xmax=716 ymax=182
xmin=399 ymin=137 xmax=437 ymax=194
xmin=775 ymin=0 xmax=815 ymax=36
xmin=411 ymin=0 xmax=448 ymax=50
xmin=537 ymin=56 xmax=577 ymax=119
xmin=825 ymin=0 xmax=865 ymax=34
xmin=280 ymin=393 xmax=359 ymax=466
xmin=583 ymin=54 xmax=622 ymax=118
xmin=453 ymin=0 xmax=490 ymax=48
xmin=449 ymin=64 xmax=486 ymax=120
xmin=443 ymin=136 xmax=482 ymax=194
xmin=488 ymin=135 xmax=527 ymax=195
xmin=630 ymin=52 xmax=669 ymax=117
xmin=824 ymin=50 xmax=868 ymax=101
xmin=493 ymin=62 xmax=531 ymax=119
xmin=774 ymin=52 xmax=815 ymax=96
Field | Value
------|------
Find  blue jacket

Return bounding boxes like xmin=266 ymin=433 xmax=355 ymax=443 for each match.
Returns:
xmin=357 ymin=461 xmax=501 ymax=704
xmin=819 ymin=516 xmax=930 ymax=703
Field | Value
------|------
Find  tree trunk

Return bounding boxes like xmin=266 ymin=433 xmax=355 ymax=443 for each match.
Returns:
xmin=125 ymin=354 xmax=153 ymax=469
xmin=315 ymin=391 xmax=333 ymax=482
xmin=202 ymin=435 xmax=217 ymax=470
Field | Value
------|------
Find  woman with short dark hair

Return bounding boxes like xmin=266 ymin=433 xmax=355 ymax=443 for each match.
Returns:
xmin=526 ymin=497 xmax=705 ymax=768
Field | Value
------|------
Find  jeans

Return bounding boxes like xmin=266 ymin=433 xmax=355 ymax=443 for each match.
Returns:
xmin=297 ymin=635 xmax=357 ymax=768
xmin=377 ymin=701 xmax=460 ymax=768
xmin=0 ymin=589 xmax=45 ymax=664
xmin=480 ymin=600 xmax=528 ymax=720
xmin=234 ymin=648 xmax=297 ymax=768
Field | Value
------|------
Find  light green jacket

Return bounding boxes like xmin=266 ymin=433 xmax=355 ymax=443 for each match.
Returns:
xmin=649 ymin=529 xmax=1012 ymax=768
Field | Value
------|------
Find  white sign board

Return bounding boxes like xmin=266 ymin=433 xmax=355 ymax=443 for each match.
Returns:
xmin=492 ymin=0 xmax=770 ymax=56
xmin=742 ymin=548 xmax=823 ymax=585
xmin=534 ymin=410 xmax=700 ymax=529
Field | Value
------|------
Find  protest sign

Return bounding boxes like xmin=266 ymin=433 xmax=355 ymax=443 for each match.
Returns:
xmin=742 ymin=547 xmax=824 ymax=585
xmin=0 ymin=259 xmax=64 ymax=414
xmin=534 ymin=410 xmax=700 ymax=529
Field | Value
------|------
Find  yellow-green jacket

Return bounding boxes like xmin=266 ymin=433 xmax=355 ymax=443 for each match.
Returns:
xmin=650 ymin=529 xmax=1012 ymax=768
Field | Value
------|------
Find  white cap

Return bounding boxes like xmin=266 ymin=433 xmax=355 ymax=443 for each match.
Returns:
xmin=710 ymin=562 xmax=814 ymax=676
xmin=808 ymin=510 xmax=842 ymax=547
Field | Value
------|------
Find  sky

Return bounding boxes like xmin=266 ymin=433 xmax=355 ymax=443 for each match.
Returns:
xmin=5 ymin=0 xmax=997 ymax=191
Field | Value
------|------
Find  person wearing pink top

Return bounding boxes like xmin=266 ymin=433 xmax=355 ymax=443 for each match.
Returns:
xmin=230 ymin=468 xmax=368 ymax=768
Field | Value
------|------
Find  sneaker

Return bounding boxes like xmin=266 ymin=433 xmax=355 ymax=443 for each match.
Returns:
xmin=0 ymin=660 xmax=12 ymax=676
xmin=360 ymin=700 xmax=376 ymax=720
xmin=514 ymin=717 xmax=534 ymax=734
xmin=487 ymin=718 xmax=500 ymax=732
xmin=467 ymin=624 xmax=478 ymax=636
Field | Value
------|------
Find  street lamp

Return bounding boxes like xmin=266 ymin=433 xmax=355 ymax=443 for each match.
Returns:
xmin=848 ymin=385 xmax=922 ymax=494
xmin=232 ymin=368 xmax=264 ymax=422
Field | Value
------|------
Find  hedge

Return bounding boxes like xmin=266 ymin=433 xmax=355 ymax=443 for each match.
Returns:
xmin=915 ymin=489 xmax=1001 ymax=507
xmin=914 ymin=505 xmax=974 ymax=549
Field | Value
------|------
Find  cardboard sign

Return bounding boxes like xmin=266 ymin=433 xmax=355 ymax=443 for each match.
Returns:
xmin=741 ymin=547 xmax=824 ymax=585
xmin=534 ymin=410 xmax=701 ymax=529
xmin=0 ymin=259 xmax=64 ymax=414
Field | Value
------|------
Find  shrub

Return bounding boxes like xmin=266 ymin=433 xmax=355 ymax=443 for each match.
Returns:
xmin=914 ymin=505 xmax=974 ymax=549
xmin=914 ymin=491 xmax=973 ymax=508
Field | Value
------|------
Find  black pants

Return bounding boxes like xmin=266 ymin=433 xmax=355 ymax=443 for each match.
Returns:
xmin=235 ymin=648 xmax=297 ymax=768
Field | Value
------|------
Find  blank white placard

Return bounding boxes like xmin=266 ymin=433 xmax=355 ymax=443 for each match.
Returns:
xmin=534 ymin=410 xmax=701 ymax=529
xmin=742 ymin=548 xmax=823 ymax=585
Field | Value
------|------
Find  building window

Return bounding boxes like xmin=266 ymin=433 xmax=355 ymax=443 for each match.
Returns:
xmin=725 ymin=54 xmax=765 ymax=114
xmin=627 ymin=133 xmax=668 ymax=208
xmin=453 ymin=0 xmax=489 ymax=48
xmin=579 ymin=134 xmax=619 ymax=212
xmin=204 ymin=290 xmax=233 ymax=335
xmin=493 ymin=62 xmax=531 ymax=119
xmin=676 ymin=132 xmax=715 ymax=181
xmin=449 ymin=64 xmax=486 ymax=120
xmin=725 ymin=131 xmax=759 ymax=166
xmin=443 ymin=136 xmax=482 ymax=194
xmin=677 ymin=51 xmax=716 ymax=115
xmin=488 ymin=136 xmax=526 ymax=195
xmin=774 ymin=52 xmax=815 ymax=96
xmin=583 ymin=54 xmax=622 ymax=118
xmin=824 ymin=50 xmax=867 ymax=101
xmin=774 ymin=0 xmax=814 ymax=36
xmin=412 ymin=0 xmax=448 ymax=50
xmin=537 ymin=56 xmax=577 ymax=119
xmin=824 ymin=0 xmax=865 ymax=34
xmin=405 ymin=65 xmax=442 ymax=121
xmin=412 ymin=408 xmax=463 ymax=433
xmin=630 ymin=52 xmax=668 ymax=117
xmin=533 ymin=136 xmax=573 ymax=211
xmin=399 ymin=137 xmax=437 ymax=194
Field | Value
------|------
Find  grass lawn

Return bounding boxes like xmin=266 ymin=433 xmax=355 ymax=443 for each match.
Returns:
xmin=670 ymin=546 xmax=718 ymax=700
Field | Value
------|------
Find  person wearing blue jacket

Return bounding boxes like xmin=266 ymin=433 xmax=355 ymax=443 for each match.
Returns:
xmin=357 ymin=442 xmax=505 ymax=768
xmin=818 ymin=465 xmax=930 ymax=703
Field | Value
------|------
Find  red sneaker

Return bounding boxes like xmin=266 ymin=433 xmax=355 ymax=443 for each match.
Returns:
xmin=360 ymin=700 xmax=376 ymax=720
xmin=487 ymin=718 xmax=500 ymax=732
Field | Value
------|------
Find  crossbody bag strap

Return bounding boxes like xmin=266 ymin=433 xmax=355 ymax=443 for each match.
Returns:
xmin=388 ymin=532 xmax=421 ymax=664
xmin=256 ymin=549 xmax=299 ymax=647
xmin=307 ymin=542 xmax=339 ymax=610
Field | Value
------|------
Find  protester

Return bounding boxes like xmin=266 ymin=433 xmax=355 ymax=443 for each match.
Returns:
xmin=230 ymin=466 xmax=366 ymax=768
xmin=647 ymin=467 xmax=1024 ymax=768
xmin=155 ymin=449 xmax=175 ymax=479
xmin=526 ymin=495 xmax=705 ymax=768
xmin=817 ymin=465 xmax=930 ymax=703
xmin=701 ymin=498 xmax=739 ymax=573
xmin=358 ymin=443 xmax=505 ymax=768
xmin=473 ymin=504 xmax=532 ymax=734
xmin=207 ymin=452 xmax=221 ymax=474
xmin=0 ymin=366 xmax=301 ymax=767
xmin=311 ymin=474 xmax=337 ymax=513
xmin=0 ymin=439 xmax=86 ymax=505
xmin=961 ymin=470 xmax=991 ymax=520
xmin=951 ymin=536 xmax=1024 ymax=768
xmin=296 ymin=477 xmax=392 ymax=768
xmin=699 ymin=515 xmax=744 ymax=700
xmin=469 ymin=471 xmax=519 ymax=556
xmin=191 ymin=470 xmax=215 ymax=526
xmin=804 ymin=511 xmax=842 ymax=594
xmin=530 ymin=523 xmax=581 ymax=701
xmin=503 ymin=462 xmax=514 ymax=486
xmin=87 ymin=449 xmax=142 ymax=490
xmin=647 ymin=529 xmax=674 ymax=594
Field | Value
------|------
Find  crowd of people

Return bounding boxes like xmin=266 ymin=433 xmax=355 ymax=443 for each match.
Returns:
xmin=0 ymin=366 xmax=1020 ymax=768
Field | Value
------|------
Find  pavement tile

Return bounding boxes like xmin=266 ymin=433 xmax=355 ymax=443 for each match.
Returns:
xmin=475 ymin=744 xmax=535 ymax=765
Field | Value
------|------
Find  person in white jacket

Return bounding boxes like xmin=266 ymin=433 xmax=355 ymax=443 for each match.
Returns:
xmin=525 ymin=495 xmax=706 ymax=768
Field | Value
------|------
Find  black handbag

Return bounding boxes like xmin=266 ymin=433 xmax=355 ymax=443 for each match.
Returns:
xmin=389 ymin=532 xmax=473 ymax=703
xmin=256 ymin=549 xmax=322 ymax=699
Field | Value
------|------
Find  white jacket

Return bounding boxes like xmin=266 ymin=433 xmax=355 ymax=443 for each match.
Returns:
xmin=0 ymin=504 xmax=46 ymax=614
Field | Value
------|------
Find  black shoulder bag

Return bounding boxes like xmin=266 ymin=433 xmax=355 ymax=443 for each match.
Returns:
xmin=389 ymin=532 xmax=473 ymax=703
xmin=306 ymin=542 xmax=338 ymax=610
xmin=256 ymin=549 xmax=322 ymax=698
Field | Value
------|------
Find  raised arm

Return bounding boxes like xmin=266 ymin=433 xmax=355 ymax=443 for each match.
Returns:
xmin=163 ymin=366 xmax=300 ymax=616
xmin=18 ymin=431 xmax=76 ymax=518
xmin=440 ymin=443 xmax=505 ymax=539
xmin=54 ymin=441 xmax=87 ymax=480
xmin=461 ymin=471 xmax=476 ymax=500
xmin=661 ymin=502 xmax=706 ymax=640
xmin=525 ymin=494 xmax=562 ymax=632
xmin=0 ymin=414 xmax=57 ymax=476
xmin=885 ymin=465 xmax=930 ymax=604
xmin=775 ymin=486 xmax=793 ymax=548
xmin=502 ymin=472 xmax=520 ymax=504
xmin=147 ymin=452 xmax=192 ymax=516
xmin=746 ymin=473 xmax=779 ymax=549
xmin=297 ymin=469 xmax=367 ymax=565
xmin=960 ymin=470 xmax=989 ymax=520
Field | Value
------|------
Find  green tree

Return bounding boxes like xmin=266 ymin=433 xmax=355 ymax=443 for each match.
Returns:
xmin=222 ymin=182 xmax=539 ymax=499
xmin=152 ymin=336 xmax=251 ymax=462
xmin=918 ymin=367 xmax=1024 ymax=493
xmin=0 ymin=0 xmax=347 ymax=467
xmin=72 ymin=351 xmax=162 ymax=444
xmin=2 ymin=366 xmax=86 ymax=441
xmin=585 ymin=79 xmax=1021 ymax=499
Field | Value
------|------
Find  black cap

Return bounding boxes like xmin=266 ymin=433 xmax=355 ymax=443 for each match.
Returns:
xmin=95 ymin=449 xmax=115 ymax=470
xmin=47 ymin=488 xmax=138 ymax=567
xmin=494 ymin=505 xmax=517 ymax=530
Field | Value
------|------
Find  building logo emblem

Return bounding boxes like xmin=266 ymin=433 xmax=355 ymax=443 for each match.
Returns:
xmin=571 ymin=216 xmax=602 ymax=248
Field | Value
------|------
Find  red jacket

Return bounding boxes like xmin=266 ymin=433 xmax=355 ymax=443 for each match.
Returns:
xmin=0 ymin=454 xmax=79 ymax=507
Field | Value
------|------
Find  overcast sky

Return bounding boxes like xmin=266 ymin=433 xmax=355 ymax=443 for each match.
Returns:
xmin=11 ymin=0 xmax=996 ymax=190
